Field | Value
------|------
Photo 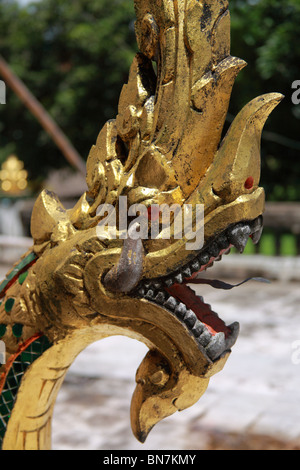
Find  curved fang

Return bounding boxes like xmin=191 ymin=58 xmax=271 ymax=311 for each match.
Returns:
xmin=103 ymin=223 xmax=144 ymax=293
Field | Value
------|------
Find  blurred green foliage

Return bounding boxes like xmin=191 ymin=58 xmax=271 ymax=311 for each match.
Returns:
xmin=0 ymin=0 xmax=137 ymax=182
xmin=0 ymin=0 xmax=299 ymax=200
xmin=229 ymin=0 xmax=300 ymax=201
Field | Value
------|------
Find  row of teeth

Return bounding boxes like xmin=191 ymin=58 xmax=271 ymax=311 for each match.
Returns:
xmin=139 ymin=285 xmax=240 ymax=361
xmin=138 ymin=217 xmax=263 ymax=291
xmin=135 ymin=218 xmax=262 ymax=361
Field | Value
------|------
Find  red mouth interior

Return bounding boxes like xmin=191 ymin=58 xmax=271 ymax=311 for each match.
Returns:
xmin=165 ymin=248 xmax=234 ymax=338
xmin=165 ymin=283 xmax=231 ymax=338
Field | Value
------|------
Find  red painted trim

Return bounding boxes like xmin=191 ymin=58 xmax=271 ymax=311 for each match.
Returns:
xmin=0 ymin=332 xmax=43 ymax=395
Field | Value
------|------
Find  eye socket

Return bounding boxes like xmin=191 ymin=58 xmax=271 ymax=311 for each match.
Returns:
xmin=149 ymin=369 xmax=169 ymax=386
xmin=244 ymin=176 xmax=254 ymax=190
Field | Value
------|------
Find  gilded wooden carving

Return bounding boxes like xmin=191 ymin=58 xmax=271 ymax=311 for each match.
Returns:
xmin=0 ymin=0 xmax=282 ymax=450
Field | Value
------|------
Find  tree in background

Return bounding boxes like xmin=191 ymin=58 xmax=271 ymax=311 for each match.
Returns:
xmin=0 ymin=0 xmax=137 ymax=183
xmin=0 ymin=0 xmax=299 ymax=200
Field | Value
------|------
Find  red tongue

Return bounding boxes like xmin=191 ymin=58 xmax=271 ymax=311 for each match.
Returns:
xmin=165 ymin=283 xmax=231 ymax=338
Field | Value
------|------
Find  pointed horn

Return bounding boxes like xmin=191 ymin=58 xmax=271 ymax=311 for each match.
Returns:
xmin=103 ymin=223 xmax=144 ymax=293
xmin=212 ymin=93 xmax=284 ymax=200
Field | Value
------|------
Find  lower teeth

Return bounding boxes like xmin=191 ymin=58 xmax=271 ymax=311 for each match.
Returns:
xmin=142 ymin=287 xmax=239 ymax=361
xmin=135 ymin=219 xmax=262 ymax=360
xmin=205 ymin=332 xmax=226 ymax=361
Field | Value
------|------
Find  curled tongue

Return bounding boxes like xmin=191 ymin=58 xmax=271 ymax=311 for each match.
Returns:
xmin=186 ymin=277 xmax=271 ymax=290
xmin=166 ymin=277 xmax=270 ymax=340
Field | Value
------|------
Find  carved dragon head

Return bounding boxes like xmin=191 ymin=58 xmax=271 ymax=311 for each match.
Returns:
xmin=0 ymin=0 xmax=283 ymax=449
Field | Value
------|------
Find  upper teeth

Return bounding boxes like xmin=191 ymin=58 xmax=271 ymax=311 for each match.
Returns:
xmin=228 ymin=225 xmax=251 ymax=253
xmin=133 ymin=217 xmax=263 ymax=361
xmin=143 ymin=217 xmax=263 ymax=289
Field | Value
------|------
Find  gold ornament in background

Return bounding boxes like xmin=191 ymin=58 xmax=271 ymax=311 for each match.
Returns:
xmin=0 ymin=155 xmax=28 ymax=194
xmin=0 ymin=0 xmax=283 ymax=450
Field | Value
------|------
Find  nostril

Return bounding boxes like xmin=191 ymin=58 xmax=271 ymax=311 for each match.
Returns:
xmin=244 ymin=176 xmax=254 ymax=190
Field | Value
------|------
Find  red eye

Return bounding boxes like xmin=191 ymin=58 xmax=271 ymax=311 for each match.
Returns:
xmin=244 ymin=176 xmax=254 ymax=190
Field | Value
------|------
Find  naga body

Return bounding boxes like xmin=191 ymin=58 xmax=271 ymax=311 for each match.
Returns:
xmin=0 ymin=0 xmax=282 ymax=450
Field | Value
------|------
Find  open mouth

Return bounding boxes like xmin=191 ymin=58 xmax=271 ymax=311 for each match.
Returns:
xmin=133 ymin=216 xmax=263 ymax=361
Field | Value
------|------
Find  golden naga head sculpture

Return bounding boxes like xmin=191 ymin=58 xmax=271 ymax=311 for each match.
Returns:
xmin=0 ymin=0 xmax=283 ymax=450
